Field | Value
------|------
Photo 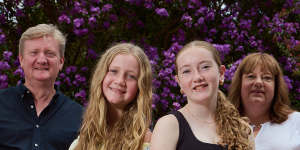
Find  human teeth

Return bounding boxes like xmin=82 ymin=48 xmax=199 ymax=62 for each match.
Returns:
xmin=194 ymin=86 xmax=202 ymax=90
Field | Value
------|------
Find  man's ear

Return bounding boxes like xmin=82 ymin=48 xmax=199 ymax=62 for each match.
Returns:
xmin=59 ymin=57 xmax=64 ymax=71
xmin=19 ymin=54 xmax=23 ymax=68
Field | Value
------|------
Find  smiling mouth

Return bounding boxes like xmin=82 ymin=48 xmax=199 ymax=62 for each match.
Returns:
xmin=34 ymin=68 xmax=49 ymax=70
xmin=110 ymin=87 xmax=126 ymax=94
xmin=251 ymin=90 xmax=264 ymax=94
xmin=192 ymin=84 xmax=208 ymax=91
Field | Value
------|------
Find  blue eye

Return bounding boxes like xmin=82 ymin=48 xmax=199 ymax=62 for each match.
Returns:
xmin=127 ymin=74 xmax=137 ymax=80
xmin=108 ymin=69 xmax=117 ymax=74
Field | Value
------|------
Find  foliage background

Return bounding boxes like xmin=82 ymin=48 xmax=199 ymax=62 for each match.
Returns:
xmin=0 ymin=0 xmax=299 ymax=122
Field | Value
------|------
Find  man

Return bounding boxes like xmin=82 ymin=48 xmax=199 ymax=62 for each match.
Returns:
xmin=0 ymin=24 xmax=83 ymax=150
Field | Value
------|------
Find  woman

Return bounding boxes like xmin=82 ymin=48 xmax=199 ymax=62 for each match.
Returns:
xmin=151 ymin=41 xmax=254 ymax=150
xmin=69 ymin=43 xmax=153 ymax=150
xmin=228 ymin=52 xmax=300 ymax=150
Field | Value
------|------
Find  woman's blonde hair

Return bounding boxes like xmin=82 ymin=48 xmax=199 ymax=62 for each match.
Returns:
xmin=176 ymin=41 xmax=253 ymax=150
xmin=228 ymin=52 xmax=293 ymax=124
xmin=75 ymin=43 xmax=153 ymax=150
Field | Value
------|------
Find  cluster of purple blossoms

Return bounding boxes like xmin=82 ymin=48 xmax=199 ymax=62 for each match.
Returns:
xmin=0 ymin=29 xmax=5 ymax=44
xmin=0 ymin=74 xmax=8 ymax=89
xmin=213 ymin=44 xmax=231 ymax=62
xmin=58 ymin=14 xmax=71 ymax=24
xmin=155 ymin=8 xmax=169 ymax=17
xmin=284 ymin=75 xmax=293 ymax=90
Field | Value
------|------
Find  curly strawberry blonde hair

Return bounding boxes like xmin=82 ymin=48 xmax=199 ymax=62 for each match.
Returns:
xmin=175 ymin=41 xmax=254 ymax=150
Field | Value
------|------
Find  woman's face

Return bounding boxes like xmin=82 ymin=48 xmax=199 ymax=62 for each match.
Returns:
xmin=102 ymin=54 xmax=140 ymax=110
xmin=175 ymin=47 xmax=225 ymax=104
xmin=241 ymin=65 xmax=275 ymax=113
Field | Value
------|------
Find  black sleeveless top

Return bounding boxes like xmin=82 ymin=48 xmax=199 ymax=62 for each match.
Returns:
xmin=170 ymin=111 xmax=227 ymax=150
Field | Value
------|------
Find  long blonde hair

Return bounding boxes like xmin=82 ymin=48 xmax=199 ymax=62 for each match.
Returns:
xmin=75 ymin=43 xmax=153 ymax=150
xmin=176 ymin=41 xmax=253 ymax=149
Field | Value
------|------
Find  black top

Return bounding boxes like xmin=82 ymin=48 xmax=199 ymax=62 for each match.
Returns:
xmin=0 ymin=84 xmax=83 ymax=150
xmin=170 ymin=111 xmax=226 ymax=150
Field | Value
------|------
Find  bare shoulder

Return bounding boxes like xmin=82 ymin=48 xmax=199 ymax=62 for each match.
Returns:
xmin=150 ymin=114 xmax=179 ymax=150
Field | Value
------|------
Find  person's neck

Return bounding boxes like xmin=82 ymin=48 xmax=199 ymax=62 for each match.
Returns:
xmin=24 ymin=81 xmax=56 ymax=116
xmin=184 ymin=102 xmax=216 ymax=123
xmin=107 ymin=104 xmax=125 ymax=126
xmin=244 ymin=109 xmax=270 ymax=126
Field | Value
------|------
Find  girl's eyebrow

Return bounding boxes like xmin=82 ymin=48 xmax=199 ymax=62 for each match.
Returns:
xmin=178 ymin=60 xmax=212 ymax=71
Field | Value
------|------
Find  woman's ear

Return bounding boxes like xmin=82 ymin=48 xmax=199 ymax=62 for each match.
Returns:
xmin=219 ymin=65 xmax=226 ymax=82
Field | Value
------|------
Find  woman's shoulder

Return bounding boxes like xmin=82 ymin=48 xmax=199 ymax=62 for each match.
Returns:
xmin=288 ymin=111 xmax=300 ymax=124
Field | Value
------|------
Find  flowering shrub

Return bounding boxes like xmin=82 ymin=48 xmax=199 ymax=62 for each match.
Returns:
xmin=0 ymin=0 xmax=299 ymax=121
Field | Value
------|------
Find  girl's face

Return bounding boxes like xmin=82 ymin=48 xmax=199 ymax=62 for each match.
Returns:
xmin=102 ymin=54 xmax=140 ymax=109
xmin=175 ymin=47 xmax=225 ymax=104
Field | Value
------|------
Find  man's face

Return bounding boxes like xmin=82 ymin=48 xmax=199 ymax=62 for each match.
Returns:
xmin=19 ymin=36 xmax=64 ymax=84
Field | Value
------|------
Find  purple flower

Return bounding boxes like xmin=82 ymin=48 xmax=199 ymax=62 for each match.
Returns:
xmin=74 ymin=28 xmax=88 ymax=36
xmin=181 ymin=13 xmax=193 ymax=28
xmin=58 ymin=14 xmax=71 ymax=24
xmin=90 ymin=6 xmax=100 ymax=14
xmin=87 ymin=48 xmax=99 ymax=59
xmin=59 ymin=73 xmax=66 ymax=79
xmin=0 ymin=33 xmax=5 ymax=44
xmin=213 ymin=44 xmax=231 ymax=62
xmin=160 ymin=99 xmax=169 ymax=110
xmin=73 ymin=18 xmax=84 ymax=28
xmin=236 ymin=46 xmax=244 ymax=52
xmin=284 ymin=76 xmax=293 ymax=90
xmin=209 ymin=28 xmax=217 ymax=36
xmin=0 ymin=74 xmax=8 ymax=82
xmin=55 ymin=81 xmax=62 ymax=86
xmin=13 ymin=67 xmax=24 ymax=78
xmin=206 ymin=11 xmax=215 ymax=20
xmin=16 ymin=9 xmax=25 ymax=17
xmin=197 ymin=17 xmax=205 ymax=25
xmin=144 ymin=2 xmax=153 ymax=9
xmin=65 ymin=66 xmax=77 ymax=74
xmin=0 ymin=61 xmax=10 ymax=71
xmin=88 ymin=16 xmax=97 ymax=25
xmin=173 ymin=102 xmax=181 ymax=110
xmin=3 ymin=51 xmax=12 ymax=61
xmin=155 ymin=8 xmax=169 ymax=17
xmin=225 ymin=58 xmax=242 ymax=81
xmin=64 ymin=77 xmax=72 ymax=86
xmin=80 ymin=67 xmax=88 ymax=72
xmin=75 ymin=90 xmax=87 ymax=99
xmin=102 ymin=4 xmax=112 ymax=12
xmin=196 ymin=6 xmax=208 ymax=15
xmin=75 ymin=74 xmax=86 ymax=83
